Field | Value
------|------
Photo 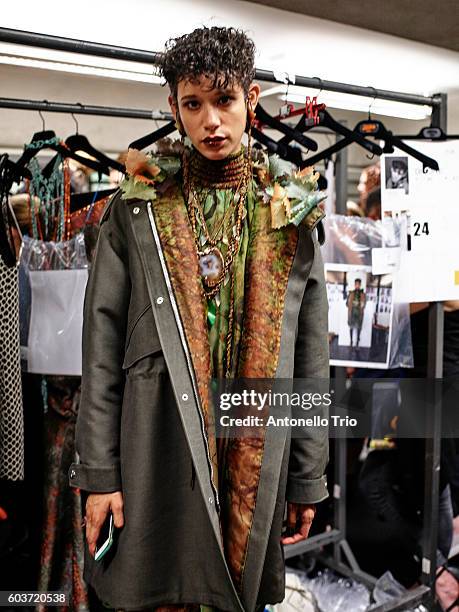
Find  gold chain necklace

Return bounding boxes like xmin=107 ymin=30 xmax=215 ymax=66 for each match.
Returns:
xmin=190 ymin=181 xmax=242 ymax=247
xmin=183 ymin=152 xmax=250 ymax=300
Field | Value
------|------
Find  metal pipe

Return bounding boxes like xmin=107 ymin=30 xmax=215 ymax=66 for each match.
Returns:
xmin=0 ymin=28 xmax=439 ymax=107
xmin=421 ymin=91 xmax=447 ymax=598
xmin=0 ymin=98 xmax=344 ymax=134
xmin=0 ymin=27 xmax=161 ymax=65
xmin=334 ymin=124 xmax=348 ymax=215
xmin=0 ymin=97 xmax=173 ymax=121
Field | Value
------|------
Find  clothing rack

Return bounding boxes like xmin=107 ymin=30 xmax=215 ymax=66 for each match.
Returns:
xmin=0 ymin=27 xmax=446 ymax=610
xmin=0 ymin=97 xmax=174 ymax=121
xmin=0 ymin=27 xmax=441 ymax=108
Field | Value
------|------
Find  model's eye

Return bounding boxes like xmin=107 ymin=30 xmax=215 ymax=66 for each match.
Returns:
xmin=183 ymin=100 xmax=200 ymax=110
xmin=219 ymin=95 xmax=233 ymax=106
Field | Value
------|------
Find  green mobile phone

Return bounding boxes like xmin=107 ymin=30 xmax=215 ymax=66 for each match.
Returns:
xmin=94 ymin=513 xmax=114 ymax=561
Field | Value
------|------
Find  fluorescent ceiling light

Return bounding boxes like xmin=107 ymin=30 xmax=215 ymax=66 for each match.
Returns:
xmin=259 ymin=85 xmax=431 ymax=121
xmin=0 ymin=43 xmax=162 ymax=84
xmin=0 ymin=54 xmax=161 ymax=83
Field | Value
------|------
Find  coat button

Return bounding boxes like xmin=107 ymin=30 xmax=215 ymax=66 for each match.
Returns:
xmin=208 ymin=497 xmax=214 ymax=505
xmin=182 ymin=393 xmax=189 ymax=401
xmin=133 ymin=206 xmax=140 ymax=215
xmin=156 ymin=297 xmax=164 ymax=305
xmin=70 ymin=469 xmax=76 ymax=479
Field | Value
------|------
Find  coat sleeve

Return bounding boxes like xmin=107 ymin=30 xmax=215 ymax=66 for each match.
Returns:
xmin=287 ymin=230 xmax=329 ymax=504
xmin=69 ymin=193 xmax=130 ymax=493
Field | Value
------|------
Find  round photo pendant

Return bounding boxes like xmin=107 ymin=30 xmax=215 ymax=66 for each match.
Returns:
xmin=199 ymin=247 xmax=224 ymax=288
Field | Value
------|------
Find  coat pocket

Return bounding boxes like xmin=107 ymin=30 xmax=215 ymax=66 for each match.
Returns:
xmin=122 ymin=304 xmax=162 ymax=370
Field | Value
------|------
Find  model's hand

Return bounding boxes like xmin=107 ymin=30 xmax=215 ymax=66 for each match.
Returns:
xmin=85 ymin=491 xmax=124 ymax=557
xmin=281 ymin=503 xmax=316 ymax=545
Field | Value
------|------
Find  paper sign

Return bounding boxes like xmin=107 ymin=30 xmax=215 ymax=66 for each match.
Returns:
xmin=381 ymin=140 xmax=459 ymax=302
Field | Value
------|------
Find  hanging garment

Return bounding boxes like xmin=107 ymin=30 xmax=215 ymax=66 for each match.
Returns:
xmin=35 ymin=189 xmax=111 ymax=611
xmin=37 ymin=376 xmax=89 ymax=612
xmin=17 ymin=158 xmax=109 ymax=610
xmin=0 ymin=257 xmax=24 ymax=480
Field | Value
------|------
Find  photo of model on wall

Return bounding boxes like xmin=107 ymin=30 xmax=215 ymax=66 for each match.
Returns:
xmin=325 ymin=264 xmax=394 ymax=368
xmin=385 ymin=156 xmax=409 ymax=194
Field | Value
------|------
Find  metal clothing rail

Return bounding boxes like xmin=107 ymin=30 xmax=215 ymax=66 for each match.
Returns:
xmin=0 ymin=96 xmax=339 ymax=139
xmin=0 ymin=27 xmax=440 ymax=108
xmin=0 ymin=97 xmax=174 ymax=121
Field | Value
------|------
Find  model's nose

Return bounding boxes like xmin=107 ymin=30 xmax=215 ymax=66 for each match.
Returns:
xmin=203 ymin=105 xmax=221 ymax=132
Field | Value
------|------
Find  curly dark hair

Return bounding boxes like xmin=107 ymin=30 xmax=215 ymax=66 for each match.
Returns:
xmin=159 ymin=26 xmax=256 ymax=98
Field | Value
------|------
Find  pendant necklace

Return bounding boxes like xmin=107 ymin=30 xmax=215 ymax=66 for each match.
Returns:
xmin=183 ymin=152 xmax=250 ymax=299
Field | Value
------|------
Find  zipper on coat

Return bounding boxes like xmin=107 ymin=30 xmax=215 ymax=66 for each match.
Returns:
xmin=147 ymin=201 xmax=220 ymax=512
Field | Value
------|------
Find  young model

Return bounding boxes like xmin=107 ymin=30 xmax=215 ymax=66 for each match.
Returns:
xmin=70 ymin=26 xmax=329 ymax=612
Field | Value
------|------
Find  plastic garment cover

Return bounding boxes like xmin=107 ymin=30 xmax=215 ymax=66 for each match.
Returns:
xmin=369 ymin=571 xmax=428 ymax=611
xmin=280 ymin=568 xmax=370 ymax=612
xmin=19 ymin=234 xmax=88 ymax=376
xmin=321 ymin=214 xmax=414 ymax=369
xmin=321 ymin=215 xmax=383 ymax=267
xmin=267 ymin=571 xmax=319 ymax=611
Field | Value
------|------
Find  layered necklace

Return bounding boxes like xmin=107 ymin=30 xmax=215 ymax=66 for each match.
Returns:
xmin=183 ymin=146 xmax=252 ymax=376
xmin=183 ymin=147 xmax=251 ymax=299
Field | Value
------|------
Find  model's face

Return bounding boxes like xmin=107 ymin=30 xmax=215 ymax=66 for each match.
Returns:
xmin=390 ymin=165 xmax=407 ymax=183
xmin=355 ymin=281 xmax=361 ymax=289
xmin=169 ymin=76 xmax=260 ymax=160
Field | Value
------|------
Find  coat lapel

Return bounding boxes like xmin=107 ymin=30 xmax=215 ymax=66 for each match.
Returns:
xmin=221 ymin=202 xmax=299 ymax=594
xmin=126 ymin=195 xmax=245 ymax=612
xmin=239 ymin=225 xmax=315 ymax=612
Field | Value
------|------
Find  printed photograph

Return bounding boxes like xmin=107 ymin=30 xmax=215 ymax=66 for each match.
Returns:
xmin=385 ymin=156 xmax=409 ymax=194
xmin=326 ymin=264 xmax=394 ymax=368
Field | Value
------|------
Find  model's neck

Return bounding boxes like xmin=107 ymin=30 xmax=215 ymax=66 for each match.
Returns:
xmin=189 ymin=146 xmax=245 ymax=189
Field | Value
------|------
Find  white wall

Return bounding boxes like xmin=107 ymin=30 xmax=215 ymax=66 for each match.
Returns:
xmin=2 ymin=0 xmax=459 ymax=96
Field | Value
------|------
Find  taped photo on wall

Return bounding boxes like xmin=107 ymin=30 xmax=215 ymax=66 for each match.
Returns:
xmin=325 ymin=264 xmax=394 ymax=369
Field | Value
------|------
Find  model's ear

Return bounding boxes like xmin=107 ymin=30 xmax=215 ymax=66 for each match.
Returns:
xmin=247 ymin=83 xmax=261 ymax=112
xmin=168 ymin=95 xmax=178 ymax=120
xmin=169 ymin=95 xmax=185 ymax=136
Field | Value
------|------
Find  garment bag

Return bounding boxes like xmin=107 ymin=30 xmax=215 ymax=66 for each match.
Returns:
xmin=19 ymin=234 xmax=88 ymax=376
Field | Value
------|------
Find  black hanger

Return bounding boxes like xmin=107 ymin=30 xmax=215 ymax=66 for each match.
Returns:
xmin=42 ymin=112 xmax=119 ymax=177
xmin=278 ymin=109 xmax=382 ymax=166
xmin=14 ymin=128 xmax=59 ymax=175
xmin=44 ymin=148 xmax=113 ymax=179
xmin=70 ymin=188 xmax=117 ymax=213
xmin=15 ymin=128 xmax=112 ymax=180
xmin=255 ymin=105 xmax=318 ymax=152
xmin=353 ymin=119 xmax=439 ymax=171
xmin=251 ymin=127 xmax=303 ymax=166
xmin=65 ymin=134 xmax=124 ymax=172
xmin=129 ymin=121 xmax=177 ymax=150
xmin=394 ymin=126 xmax=459 ymax=141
